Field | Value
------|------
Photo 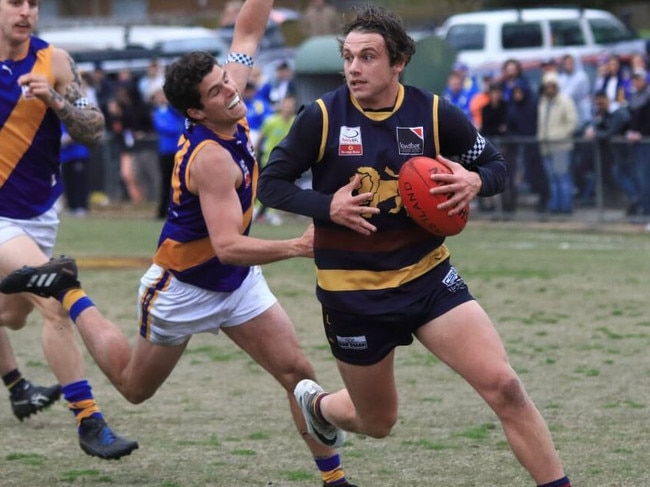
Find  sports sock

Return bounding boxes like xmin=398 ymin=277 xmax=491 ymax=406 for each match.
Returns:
xmin=316 ymin=454 xmax=349 ymax=486
xmin=313 ymin=392 xmax=328 ymax=422
xmin=3 ymin=368 xmax=24 ymax=395
xmin=62 ymin=379 xmax=103 ymax=428
xmin=58 ymin=289 xmax=94 ymax=322
xmin=538 ymin=476 xmax=571 ymax=487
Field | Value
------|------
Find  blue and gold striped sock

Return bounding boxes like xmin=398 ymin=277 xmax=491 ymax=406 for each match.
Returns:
xmin=58 ymin=289 xmax=94 ymax=323
xmin=316 ymin=454 xmax=349 ymax=486
xmin=61 ymin=379 xmax=103 ymax=428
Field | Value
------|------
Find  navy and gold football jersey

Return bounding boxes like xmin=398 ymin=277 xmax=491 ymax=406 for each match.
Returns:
xmin=259 ymin=83 xmax=507 ymax=314
xmin=311 ymin=84 xmax=449 ymax=312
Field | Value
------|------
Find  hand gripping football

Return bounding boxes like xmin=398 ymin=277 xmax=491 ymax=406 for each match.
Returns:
xmin=398 ymin=156 xmax=469 ymax=236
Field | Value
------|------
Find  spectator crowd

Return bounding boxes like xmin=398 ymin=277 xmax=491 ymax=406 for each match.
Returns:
xmin=59 ymin=5 xmax=650 ymax=228
xmin=443 ymin=52 xmax=650 ymax=222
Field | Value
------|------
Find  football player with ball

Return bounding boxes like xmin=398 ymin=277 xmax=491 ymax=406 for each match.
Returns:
xmin=257 ymin=4 xmax=572 ymax=487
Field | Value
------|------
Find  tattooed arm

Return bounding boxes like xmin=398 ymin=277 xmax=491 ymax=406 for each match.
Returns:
xmin=17 ymin=48 xmax=105 ymax=146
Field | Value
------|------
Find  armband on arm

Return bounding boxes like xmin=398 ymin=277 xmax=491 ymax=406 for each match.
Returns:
xmin=227 ymin=52 xmax=254 ymax=67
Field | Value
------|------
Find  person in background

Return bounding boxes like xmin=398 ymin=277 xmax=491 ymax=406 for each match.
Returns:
xmin=137 ymin=58 xmax=165 ymax=106
xmin=500 ymin=58 xmax=530 ymax=101
xmin=0 ymin=0 xmax=137 ymax=459
xmin=301 ymin=0 xmax=339 ymax=37
xmin=1 ymin=1 xmax=357 ymax=485
xmin=469 ymin=71 xmax=495 ymax=129
xmin=622 ymin=52 xmax=650 ymax=96
xmin=583 ymin=90 xmax=636 ymax=215
xmin=625 ymin=68 xmax=650 ymax=219
xmin=243 ymin=79 xmax=274 ymax=146
xmin=258 ymin=59 xmax=296 ymax=109
xmin=558 ymin=53 xmax=592 ymax=125
xmin=593 ymin=54 xmax=627 ymax=111
xmin=481 ymin=81 xmax=515 ymax=215
xmin=452 ymin=61 xmax=479 ymax=101
xmin=537 ymin=71 xmax=578 ymax=214
xmin=444 ymin=70 xmax=472 ymax=119
xmin=254 ymin=94 xmax=297 ymax=225
xmin=151 ymin=87 xmax=185 ymax=220
xmin=558 ymin=54 xmax=593 ymax=206
xmin=506 ymin=79 xmax=546 ymax=213
xmin=60 ymin=122 xmax=91 ymax=217
xmin=257 ymin=4 xmax=572 ymax=487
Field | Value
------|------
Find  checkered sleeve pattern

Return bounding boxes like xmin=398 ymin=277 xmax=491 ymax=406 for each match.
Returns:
xmin=457 ymin=133 xmax=486 ymax=166
xmin=226 ymin=52 xmax=254 ymax=67
xmin=73 ymin=97 xmax=90 ymax=109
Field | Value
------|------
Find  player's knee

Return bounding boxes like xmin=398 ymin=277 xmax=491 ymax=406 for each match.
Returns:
xmin=361 ymin=412 xmax=398 ymax=439
xmin=122 ymin=387 xmax=155 ymax=405
xmin=281 ymin=358 xmax=316 ymax=392
xmin=0 ymin=306 xmax=29 ymax=330
xmin=490 ymin=374 xmax=530 ymax=412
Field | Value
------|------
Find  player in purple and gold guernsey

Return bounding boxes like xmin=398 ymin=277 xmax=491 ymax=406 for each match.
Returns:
xmin=0 ymin=0 xmax=137 ymax=459
xmin=0 ymin=0 xmax=357 ymax=484
xmin=152 ymin=118 xmax=257 ymax=292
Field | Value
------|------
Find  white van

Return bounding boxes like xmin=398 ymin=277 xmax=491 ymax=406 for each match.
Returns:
xmin=436 ymin=8 xmax=647 ymax=70
xmin=37 ymin=25 xmax=222 ymax=52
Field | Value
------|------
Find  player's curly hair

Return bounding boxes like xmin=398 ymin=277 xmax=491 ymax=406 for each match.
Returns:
xmin=339 ymin=3 xmax=416 ymax=67
xmin=163 ymin=51 xmax=218 ymax=121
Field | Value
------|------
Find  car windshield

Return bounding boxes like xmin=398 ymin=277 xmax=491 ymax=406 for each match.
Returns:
xmin=445 ymin=24 xmax=485 ymax=51
xmin=589 ymin=17 xmax=638 ymax=43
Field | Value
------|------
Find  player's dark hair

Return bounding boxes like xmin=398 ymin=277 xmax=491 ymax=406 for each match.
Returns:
xmin=163 ymin=51 xmax=217 ymax=120
xmin=339 ymin=3 xmax=416 ymax=67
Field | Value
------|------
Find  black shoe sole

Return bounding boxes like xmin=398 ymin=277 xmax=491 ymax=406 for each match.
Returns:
xmin=80 ymin=441 xmax=139 ymax=460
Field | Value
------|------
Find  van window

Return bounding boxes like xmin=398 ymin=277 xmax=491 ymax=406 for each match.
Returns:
xmin=445 ymin=24 xmax=485 ymax=51
xmin=550 ymin=19 xmax=585 ymax=46
xmin=589 ymin=18 xmax=636 ymax=44
xmin=502 ymin=22 xmax=542 ymax=49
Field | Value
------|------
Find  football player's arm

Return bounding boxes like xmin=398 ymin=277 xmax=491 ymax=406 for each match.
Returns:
xmin=225 ymin=0 xmax=273 ymax=95
xmin=17 ymin=47 xmax=105 ymax=146
xmin=192 ymin=144 xmax=312 ymax=266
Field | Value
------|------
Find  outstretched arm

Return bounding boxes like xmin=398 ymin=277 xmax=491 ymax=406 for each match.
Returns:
xmin=226 ymin=0 xmax=274 ymax=93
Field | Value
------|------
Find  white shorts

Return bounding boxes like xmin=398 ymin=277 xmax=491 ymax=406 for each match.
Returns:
xmin=138 ymin=264 xmax=277 ymax=346
xmin=0 ymin=208 xmax=59 ymax=257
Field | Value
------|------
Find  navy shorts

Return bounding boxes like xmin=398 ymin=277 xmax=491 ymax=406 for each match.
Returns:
xmin=321 ymin=259 xmax=474 ymax=366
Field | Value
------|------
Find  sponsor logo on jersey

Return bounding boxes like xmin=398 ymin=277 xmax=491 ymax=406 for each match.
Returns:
xmin=238 ymin=158 xmax=252 ymax=187
xmin=442 ymin=266 xmax=467 ymax=293
xmin=336 ymin=335 xmax=368 ymax=350
xmin=338 ymin=126 xmax=363 ymax=156
xmin=397 ymin=126 xmax=424 ymax=155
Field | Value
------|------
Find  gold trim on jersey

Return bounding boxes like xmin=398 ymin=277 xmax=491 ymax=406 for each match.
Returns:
xmin=155 ymin=237 xmax=215 ymax=271
xmin=315 ymin=98 xmax=328 ymax=163
xmin=349 ymin=84 xmax=405 ymax=121
xmin=316 ymin=244 xmax=449 ymax=291
xmin=432 ymin=94 xmax=440 ymax=156
xmin=0 ymin=47 xmax=53 ymax=186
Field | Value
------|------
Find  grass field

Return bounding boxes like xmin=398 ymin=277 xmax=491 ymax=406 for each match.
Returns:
xmin=1 ymin=210 xmax=649 ymax=487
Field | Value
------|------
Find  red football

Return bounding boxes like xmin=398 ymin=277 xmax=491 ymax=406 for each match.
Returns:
xmin=398 ymin=156 xmax=469 ymax=236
